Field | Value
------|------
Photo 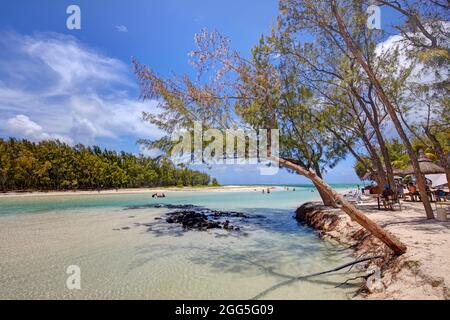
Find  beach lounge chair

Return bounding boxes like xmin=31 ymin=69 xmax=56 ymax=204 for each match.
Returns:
xmin=343 ymin=190 xmax=367 ymax=204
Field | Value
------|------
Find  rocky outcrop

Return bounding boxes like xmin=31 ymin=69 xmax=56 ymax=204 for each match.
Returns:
xmin=151 ymin=204 xmax=264 ymax=232
xmin=295 ymin=202 xmax=390 ymax=255
xmin=165 ymin=211 xmax=241 ymax=231
xmin=295 ymin=202 xmax=395 ymax=297
xmin=295 ymin=202 xmax=450 ymax=299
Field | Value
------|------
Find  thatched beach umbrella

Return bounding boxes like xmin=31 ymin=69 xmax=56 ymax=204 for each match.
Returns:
xmin=398 ymin=150 xmax=445 ymax=176
xmin=362 ymin=151 xmax=445 ymax=180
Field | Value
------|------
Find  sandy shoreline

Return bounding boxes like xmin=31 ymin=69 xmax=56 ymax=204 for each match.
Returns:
xmin=0 ymin=185 xmax=278 ymax=198
xmin=296 ymin=201 xmax=450 ymax=300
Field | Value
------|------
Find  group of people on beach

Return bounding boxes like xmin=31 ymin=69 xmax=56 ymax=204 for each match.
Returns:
xmin=395 ymin=181 xmax=443 ymax=202
xmin=364 ymin=178 xmax=447 ymax=211
xmin=262 ymin=186 xmax=296 ymax=194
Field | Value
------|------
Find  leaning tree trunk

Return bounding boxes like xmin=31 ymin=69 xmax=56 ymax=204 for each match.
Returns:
xmin=331 ymin=3 xmax=435 ymax=219
xmin=313 ymin=181 xmax=338 ymax=208
xmin=425 ymin=128 xmax=450 ymax=190
xmin=271 ymin=156 xmax=407 ymax=255
xmin=313 ymin=163 xmax=338 ymax=208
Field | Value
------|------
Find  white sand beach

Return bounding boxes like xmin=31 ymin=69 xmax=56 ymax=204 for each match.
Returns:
xmin=0 ymin=186 xmax=277 ymax=198
xmin=359 ymin=201 xmax=450 ymax=300
xmin=298 ymin=199 xmax=450 ymax=300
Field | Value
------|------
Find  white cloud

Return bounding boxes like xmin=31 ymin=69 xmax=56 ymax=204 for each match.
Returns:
xmin=374 ymin=27 xmax=448 ymax=137
xmin=376 ymin=22 xmax=449 ymax=86
xmin=375 ymin=34 xmax=439 ymax=84
xmin=6 ymin=115 xmax=74 ymax=145
xmin=115 ymin=25 xmax=128 ymax=33
xmin=0 ymin=31 xmax=160 ymax=149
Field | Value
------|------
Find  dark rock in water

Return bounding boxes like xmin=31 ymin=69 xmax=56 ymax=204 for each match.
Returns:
xmin=166 ymin=211 xmax=214 ymax=230
xmin=127 ymin=203 xmax=266 ymax=234
xmin=166 ymin=217 xmax=175 ymax=224
xmin=222 ymin=220 xmax=234 ymax=230
xmin=209 ymin=210 xmax=249 ymax=219
xmin=158 ymin=206 xmax=257 ymax=232
xmin=121 ymin=227 xmax=130 ymax=230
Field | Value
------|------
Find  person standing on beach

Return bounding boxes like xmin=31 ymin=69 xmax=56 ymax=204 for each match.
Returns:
xmin=396 ymin=182 xmax=405 ymax=199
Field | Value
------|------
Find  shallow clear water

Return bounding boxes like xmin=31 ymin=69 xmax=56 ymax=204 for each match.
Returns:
xmin=0 ymin=187 xmax=362 ymax=299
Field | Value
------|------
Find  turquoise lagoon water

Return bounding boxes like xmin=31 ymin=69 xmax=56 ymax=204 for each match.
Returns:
xmin=0 ymin=186 xmax=362 ymax=299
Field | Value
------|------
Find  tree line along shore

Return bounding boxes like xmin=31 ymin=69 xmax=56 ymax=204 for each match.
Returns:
xmin=0 ymin=138 xmax=216 ymax=192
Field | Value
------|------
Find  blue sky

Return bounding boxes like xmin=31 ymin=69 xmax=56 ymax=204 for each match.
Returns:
xmin=0 ymin=1 xmax=404 ymax=185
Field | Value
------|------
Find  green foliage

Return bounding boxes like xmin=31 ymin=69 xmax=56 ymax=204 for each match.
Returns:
xmin=211 ymin=178 xmax=220 ymax=186
xmin=0 ymin=138 xmax=211 ymax=192
xmin=387 ymin=139 xmax=410 ymax=169
xmin=354 ymin=155 xmax=372 ymax=180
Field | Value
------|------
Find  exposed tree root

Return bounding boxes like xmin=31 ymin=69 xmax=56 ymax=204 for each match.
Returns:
xmin=252 ymin=255 xmax=383 ymax=300
xmin=335 ymin=275 xmax=371 ymax=288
